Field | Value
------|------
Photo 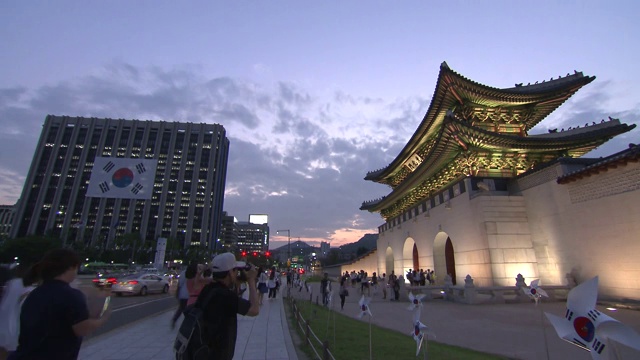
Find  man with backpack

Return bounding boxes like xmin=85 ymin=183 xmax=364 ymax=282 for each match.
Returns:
xmin=174 ymin=252 xmax=259 ymax=360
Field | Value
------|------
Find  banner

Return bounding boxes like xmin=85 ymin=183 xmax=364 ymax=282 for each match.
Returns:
xmin=154 ymin=237 xmax=167 ymax=270
xmin=86 ymin=157 xmax=158 ymax=200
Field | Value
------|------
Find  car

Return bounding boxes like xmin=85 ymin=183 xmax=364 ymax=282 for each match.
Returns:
xmin=91 ymin=271 xmax=130 ymax=288
xmin=110 ymin=273 xmax=170 ymax=296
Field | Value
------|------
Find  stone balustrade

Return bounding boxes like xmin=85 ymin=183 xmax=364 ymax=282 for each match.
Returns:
xmin=401 ymin=273 xmax=574 ymax=305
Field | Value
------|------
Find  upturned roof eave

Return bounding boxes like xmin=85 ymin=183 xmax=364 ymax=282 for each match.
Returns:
xmin=361 ymin=118 xmax=635 ymax=213
xmin=364 ymin=62 xmax=595 ymax=183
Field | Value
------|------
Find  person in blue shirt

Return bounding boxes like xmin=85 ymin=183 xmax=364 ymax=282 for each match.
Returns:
xmin=9 ymin=249 xmax=110 ymax=360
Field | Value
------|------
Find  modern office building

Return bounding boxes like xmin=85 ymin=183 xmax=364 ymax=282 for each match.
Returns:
xmin=219 ymin=211 xmax=239 ymax=252
xmin=11 ymin=115 xmax=230 ymax=250
xmin=0 ymin=205 xmax=14 ymax=237
xmin=236 ymin=215 xmax=270 ymax=253
xmin=319 ymin=241 xmax=330 ymax=258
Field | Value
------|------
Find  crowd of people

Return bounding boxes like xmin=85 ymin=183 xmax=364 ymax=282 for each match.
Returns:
xmin=320 ymin=268 xmax=438 ymax=310
xmin=0 ymin=249 xmax=270 ymax=360
xmin=1 ymin=248 xmax=437 ymax=360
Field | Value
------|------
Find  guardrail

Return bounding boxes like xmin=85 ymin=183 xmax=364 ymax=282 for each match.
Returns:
xmin=288 ymin=296 xmax=336 ymax=360
xmin=403 ymin=274 xmax=573 ymax=304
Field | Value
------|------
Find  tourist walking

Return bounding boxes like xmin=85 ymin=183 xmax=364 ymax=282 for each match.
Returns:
xmin=8 ymin=249 xmax=110 ymax=360
xmin=338 ymin=275 xmax=349 ymax=310
xmin=170 ymin=267 xmax=190 ymax=329
xmin=257 ymin=267 xmax=268 ymax=305
xmin=267 ymin=267 xmax=277 ymax=299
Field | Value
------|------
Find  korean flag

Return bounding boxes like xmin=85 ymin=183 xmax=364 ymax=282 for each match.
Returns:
xmin=87 ymin=157 xmax=158 ymax=200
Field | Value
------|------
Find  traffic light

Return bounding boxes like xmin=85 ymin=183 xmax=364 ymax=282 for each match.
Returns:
xmin=265 ymin=251 xmax=271 ymax=257
xmin=252 ymin=252 xmax=257 ymax=257
xmin=241 ymin=251 xmax=247 ymax=257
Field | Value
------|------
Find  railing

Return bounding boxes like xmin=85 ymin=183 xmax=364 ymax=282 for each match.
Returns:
xmin=403 ymin=273 xmax=573 ymax=305
xmin=288 ymin=296 xmax=336 ymax=360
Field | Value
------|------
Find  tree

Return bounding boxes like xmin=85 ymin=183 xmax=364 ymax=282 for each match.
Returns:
xmin=356 ymin=246 xmax=369 ymax=257
xmin=322 ymin=249 xmax=341 ymax=266
xmin=0 ymin=235 xmax=62 ymax=266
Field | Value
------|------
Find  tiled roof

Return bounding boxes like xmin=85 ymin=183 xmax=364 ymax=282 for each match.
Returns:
xmin=365 ymin=62 xmax=595 ymax=183
xmin=557 ymin=143 xmax=640 ymax=184
xmin=361 ymin=115 xmax=635 ymax=213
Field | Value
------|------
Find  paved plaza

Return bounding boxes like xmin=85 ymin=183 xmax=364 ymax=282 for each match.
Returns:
xmin=78 ymin=283 xmax=640 ymax=360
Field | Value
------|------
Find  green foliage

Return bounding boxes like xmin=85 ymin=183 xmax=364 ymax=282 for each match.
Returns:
xmin=289 ymin=299 xmax=507 ymax=360
xmin=322 ymin=248 xmax=341 ymax=266
xmin=356 ymin=246 xmax=369 ymax=256
xmin=0 ymin=235 xmax=63 ymax=266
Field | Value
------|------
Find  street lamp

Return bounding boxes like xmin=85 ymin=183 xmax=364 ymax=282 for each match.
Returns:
xmin=276 ymin=229 xmax=291 ymax=268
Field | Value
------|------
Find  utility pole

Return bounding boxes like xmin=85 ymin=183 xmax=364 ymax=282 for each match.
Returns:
xmin=276 ymin=229 xmax=291 ymax=268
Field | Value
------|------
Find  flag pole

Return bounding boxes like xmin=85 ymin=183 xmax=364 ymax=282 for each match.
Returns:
xmin=539 ymin=300 xmax=550 ymax=360
xmin=423 ymin=334 xmax=429 ymax=360
xmin=369 ymin=314 xmax=372 ymax=360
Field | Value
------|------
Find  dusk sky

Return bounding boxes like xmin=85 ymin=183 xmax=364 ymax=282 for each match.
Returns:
xmin=1 ymin=2 xmax=639 ymax=249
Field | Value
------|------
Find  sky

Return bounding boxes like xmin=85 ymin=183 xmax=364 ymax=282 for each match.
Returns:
xmin=1 ymin=1 xmax=639 ymax=249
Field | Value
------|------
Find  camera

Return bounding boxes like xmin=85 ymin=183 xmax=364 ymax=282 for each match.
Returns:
xmin=236 ymin=263 xmax=253 ymax=282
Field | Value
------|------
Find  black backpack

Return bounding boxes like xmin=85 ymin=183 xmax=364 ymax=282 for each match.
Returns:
xmin=174 ymin=288 xmax=219 ymax=360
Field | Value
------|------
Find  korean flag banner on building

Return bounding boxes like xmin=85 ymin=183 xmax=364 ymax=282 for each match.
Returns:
xmin=86 ymin=157 xmax=158 ymax=200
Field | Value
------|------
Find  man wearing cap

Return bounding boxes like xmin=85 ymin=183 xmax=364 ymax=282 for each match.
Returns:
xmin=197 ymin=252 xmax=259 ymax=360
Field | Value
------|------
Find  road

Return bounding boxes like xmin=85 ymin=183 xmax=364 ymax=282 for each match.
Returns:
xmin=88 ymin=293 xmax=177 ymax=339
xmin=76 ymin=276 xmax=180 ymax=340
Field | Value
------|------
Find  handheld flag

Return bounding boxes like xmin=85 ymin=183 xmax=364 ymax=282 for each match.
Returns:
xmin=411 ymin=320 xmax=429 ymax=356
xmin=545 ymin=276 xmax=640 ymax=359
xmin=523 ymin=279 xmax=549 ymax=304
xmin=407 ymin=292 xmax=426 ymax=311
xmin=358 ymin=295 xmax=372 ymax=319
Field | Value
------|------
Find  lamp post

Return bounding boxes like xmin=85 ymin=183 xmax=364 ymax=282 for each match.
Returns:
xmin=276 ymin=229 xmax=291 ymax=268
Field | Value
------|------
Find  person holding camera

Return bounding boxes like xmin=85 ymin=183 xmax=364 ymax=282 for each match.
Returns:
xmin=197 ymin=252 xmax=259 ymax=360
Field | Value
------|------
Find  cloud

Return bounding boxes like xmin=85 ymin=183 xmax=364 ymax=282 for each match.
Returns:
xmin=4 ymin=62 xmax=635 ymax=246
xmin=0 ymin=62 xmax=405 ymax=244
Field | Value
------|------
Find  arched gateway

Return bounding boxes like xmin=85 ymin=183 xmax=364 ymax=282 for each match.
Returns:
xmin=433 ymin=232 xmax=456 ymax=285
xmin=360 ymin=62 xmax=635 ymax=292
xmin=385 ymin=246 xmax=394 ymax=276
xmin=402 ymin=237 xmax=418 ymax=277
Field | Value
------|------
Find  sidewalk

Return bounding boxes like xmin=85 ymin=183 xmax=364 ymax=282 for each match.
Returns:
xmin=78 ymin=292 xmax=299 ymax=360
xmin=291 ymin=282 xmax=640 ymax=360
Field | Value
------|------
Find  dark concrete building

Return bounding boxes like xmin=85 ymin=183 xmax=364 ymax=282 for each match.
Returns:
xmin=11 ymin=115 xmax=230 ymax=250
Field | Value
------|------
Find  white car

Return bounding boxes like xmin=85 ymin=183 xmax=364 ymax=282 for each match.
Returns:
xmin=111 ymin=273 xmax=170 ymax=296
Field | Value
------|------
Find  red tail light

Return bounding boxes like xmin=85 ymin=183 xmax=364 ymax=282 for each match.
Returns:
xmin=107 ymin=278 xmax=117 ymax=284
xmin=127 ymin=280 xmax=139 ymax=285
xmin=92 ymin=279 xmax=99 ymax=283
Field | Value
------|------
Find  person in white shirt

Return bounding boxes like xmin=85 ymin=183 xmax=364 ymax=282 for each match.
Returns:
xmin=170 ymin=269 xmax=190 ymax=329
xmin=0 ymin=265 xmax=35 ymax=360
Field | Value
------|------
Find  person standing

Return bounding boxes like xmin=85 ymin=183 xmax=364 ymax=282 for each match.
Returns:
xmin=186 ymin=263 xmax=211 ymax=307
xmin=257 ymin=267 xmax=268 ymax=305
xmin=267 ymin=267 xmax=277 ymax=299
xmin=320 ymin=273 xmax=331 ymax=305
xmin=381 ymin=273 xmax=387 ymax=299
xmin=0 ymin=265 xmax=34 ymax=360
xmin=199 ymin=252 xmax=259 ymax=360
xmin=8 ymin=249 xmax=110 ymax=360
xmin=170 ymin=267 xmax=190 ymax=329
xmin=338 ymin=275 xmax=348 ymax=310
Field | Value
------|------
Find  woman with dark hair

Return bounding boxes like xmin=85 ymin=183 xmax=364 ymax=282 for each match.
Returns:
xmin=257 ymin=267 xmax=268 ymax=305
xmin=339 ymin=275 xmax=349 ymax=310
xmin=267 ymin=267 xmax=277 ymax=299
xmin=8 ymin=248 xmax=110 ymax=360
xmin=186 ymin=262 xmax=212 ymax=307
